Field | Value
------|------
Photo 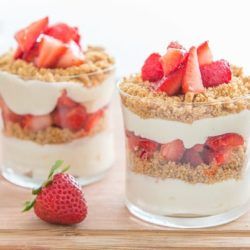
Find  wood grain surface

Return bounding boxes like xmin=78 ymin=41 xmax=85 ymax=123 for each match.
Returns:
xmin=0 ymin=94 xmax=250 ymax=249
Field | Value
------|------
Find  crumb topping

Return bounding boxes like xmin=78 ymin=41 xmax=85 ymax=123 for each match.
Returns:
xmin=0 ymin=46 xmax=115 ymax=87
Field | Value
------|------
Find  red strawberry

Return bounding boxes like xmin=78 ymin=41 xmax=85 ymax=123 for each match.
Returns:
xmin=14 ymin=46 xmax=23 ymax=59
xmin=57 ymin=91 xmax=78 ymax=109
xmin=35 ymin=35 xmax=67 ymax=68
xmin=2 ymin=102 xmax=23 ymax=123
xmin=160 ymin=139 xmax=185 ymax=162
xmin=22 ymin=43 xmax=40 ymax=63
xmin=45 ymin=23 xmax=80 ymax=44
xmin=197 ymin=41 xmax=213 ymax=66
xmin=203 ymin=147 xmax=231 ymax=165
xmin=167 ymin=41 xmax=185 ymax=50
xmin=126 ymin=131 xmax=140 ymax=151
xmin=15 ymin=17 xmax=48 ymax=53
xmin=156 ymin=66 xmax=185 ymax=95
xmin=182 ymin=46 xmax=205 ymax=94
xmin=182 ymin=144 xmax=204 ymax=167
xmin=84 ymin=109 xmax=104 ymax=133
xmin=56 ymin=41 xmax=84 ymax=68
xmin=160 ymin=48 xmax=187 ymax=75
xmin=200 ymin=59 xmax=232 ymax=88
xmin=23 ymin=160 xmax=87 ymax=225
xmin=22 ymin=114 xmax=52 ymax=132
xmin=205 ymin=133 xmax=244 ymax=151
xmin=141 ymin=53 xmax=164 ymax=82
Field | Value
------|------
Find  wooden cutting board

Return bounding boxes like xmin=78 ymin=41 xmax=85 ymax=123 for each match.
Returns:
xmin=0 ymin=94 xmax=250 ymax=249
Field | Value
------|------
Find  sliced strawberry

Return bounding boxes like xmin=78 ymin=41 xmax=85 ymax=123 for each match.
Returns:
xmin=160 ymin=139 xmax=185 ymax=162
xmin=203 ymin=147 xmax=231 ymax=165
xmin=156 ymin=66 xmax=184 ymax=95
xmin=56 ymin=41 xmax=84 ymax=68
xmin=35 ymin=35 xmax=67 ymax=68
xmin=167 ymin=41 xmax=185 ymax=50
xmin=22 ymin=114 xmax=52 ymax=132
xmin=200 ymin=59 xmax=232 ymax=88
xmin=45 ymin=23 xmax=80 ymax=44
xmin=126 ymin=131 xmax=140 ymax=152
xmin=15 ymin=17 xmax=49 ymax=53
xmin=2 ymin=103 xmax=23 ymax=123
xmin=182 ymin=144 xmax=204 ymax=167
xmin=141 ymin=53 xmax=164 ymax=82
xmin=197 ymin=41 xmax=213 ymax=66
xmin=13 ymin=47 xmax=23 ymax=59
xmin=57 ymin=91 xmax=78 ymax=109
xmin=182 ymin=46 xmax=205 ymax=94
xmin=205 ymin=133 xmax=244 ymax=151
xmin=22 ymin=43 xmax=40 ymax=63
xmin=160 ymin=48 xmax=187 ymax=75
xmin=84 ymin=109 xmax=104 ymax=133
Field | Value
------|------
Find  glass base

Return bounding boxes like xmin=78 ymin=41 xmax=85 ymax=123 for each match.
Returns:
xmin=125 ymin=199 xmax=250 ymax=228
xmin=2 ymin=166 xmax=111 ymax=189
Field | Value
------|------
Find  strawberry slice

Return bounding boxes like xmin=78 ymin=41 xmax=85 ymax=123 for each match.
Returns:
xmin=2 ymin=102 xmax=23 ymax=123
xmin=56 ymin=41 xmax=84 ymax=68
xmin=167 ymin=41 xmax=185 ymax=50
xmin=156 ymin=66 xmax=185 ymax=95
xmin=15 ymin=17 xmax=49 ymax=53
xmin=160 ymin=139 xmax=185 ymax=162
xmin=141 ymin=53 xmax=164 ymax=82
xmin=35 ymin=35 xmax=67 ymax=68
xmin=205 ymin=133 xmax=244 ymax=151
xmin=160 ymin=48 xmax=187 ymax=75
xmin=200 ymin=59 xmax=232 ymax=88
xmin=182 ymin=46 xmax=205 ymax=94
xmin=182 ymin=144 xmax=204 ymax=167
xmin=84 ymin=109 xmax=104 ymax=133
xmin=14 ymin=47 xmax=23 ymax=59
xmin=22 ymin=114 xmax=52 ymax=132
xmin=203 ymin=147 xmax=231 ymax=165
xmin=197 ymin=41 xmax=213 ymax=66
xmin=22 ymin=43 xmax=40 ymax=63
xmin=45 ymin=23 xmax=80 ymax=44
xmin=57 ymin=91 xmax=78 ymax=109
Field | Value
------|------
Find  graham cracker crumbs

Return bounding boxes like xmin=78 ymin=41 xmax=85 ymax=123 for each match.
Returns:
xmin=4 ymin=115 xmax=107 ymax=144
xmin=119 ymin=66 xmax=250 ymax=123
xmin=0 ymin=46 xmax=115 ymax=87
xmin=128 ymin=146 xmax=245 ymax=184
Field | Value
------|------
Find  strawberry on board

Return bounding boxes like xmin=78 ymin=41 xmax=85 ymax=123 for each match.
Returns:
xmin=160 ymin=139 xmax=185 ymax=162
xmin=15 ymin=17 xmax=49 ymax=53
xmin=23 ymin=160 xmax=87 ymax=225
xmin=182 ymin=46 xmax=205 ymax=94
xmin=21 ymin=114 xmax=52 ymax=132
xmin=197 ymin=41 xmax=213 ymax=66
xmin=45 ymin=23 xmax=80 ymax=44
xmin=35 ymin=35 xmax=67 ymax=68
xmin=141 ymin=53 xmax=164 ymax=82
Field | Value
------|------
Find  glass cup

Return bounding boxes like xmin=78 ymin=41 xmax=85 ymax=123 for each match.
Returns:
xmin=119 ymin=82 xmax=250 ymax=228
xmin=0 ymin=66 xmax=116 ymax=188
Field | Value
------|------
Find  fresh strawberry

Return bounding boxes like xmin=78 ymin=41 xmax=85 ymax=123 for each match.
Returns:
xmin=56 ymin=41 xmax=84 ymax=68
xmin=141 ymin=53 xmax=164 ymax=82
xmin=35 ymin=35 xmax=67 ymax=68
xmin=182 ymin=46 xmax=205 ymax=93
xmin=14 ymin=47 xmax=23 ymax=59
xmin=57 ymin=91 xmax=78 ymax=109
xmin=160 ymin=48 xmax=187 ymax=75
xmin=205 ymin=133 xmax=244 ymax=151
xmin=182 ymin=144 xmax=204 ymax=167
xmin=197 ymin=41 xmax=213 ymax=66
xmin=203 ymin=147 xmax=231 ymax=165
xmin=156 ymin=66 xmax=184 ymax=95
xmin=45 ymin=23 xmax=80 ymax=44
xmin=126 ymin=131 xmax=140 ymax=151
xmin=84 ymin=109 xmax=104 ymax=133
xmin=23 ymin=160 xmax=87 ymax=225
xmin=167 ymin=41 xmax=185 ymax=50
xmin=21 ymin=114 xmax=52 ymax=132
xmin=22 ymin=43 xmax=40 ymax=63
xmin=200 ymin=59 xmax=232 ymax=88
xmin=15 ymin=17 xmax=48 ymax=53
xmin=160 ymin=139 xmax=185 ymax=162
xmin=53 ymin=105 xmax=87 ymax=131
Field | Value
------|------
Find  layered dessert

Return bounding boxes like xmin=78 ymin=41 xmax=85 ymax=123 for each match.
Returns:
xmin=119 ymin=41 xmax=250 ymax=226
xmin=0 ymin=17 xmax=115 ymax=187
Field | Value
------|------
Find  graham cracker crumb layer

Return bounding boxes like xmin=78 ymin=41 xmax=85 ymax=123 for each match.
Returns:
xmin=119 ymin=66 xmax=250 ymax=123
xmin=128 ymin=146 xmax=245 ymax=184
xmin=4 ymin=115 xmax=107 ymax=145
xmin=0 ymin=46 xmax=115 ymax=87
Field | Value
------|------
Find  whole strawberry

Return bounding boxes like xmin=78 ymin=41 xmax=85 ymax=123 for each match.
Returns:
xmin=23 ymin=160 xmax=87 ymax=225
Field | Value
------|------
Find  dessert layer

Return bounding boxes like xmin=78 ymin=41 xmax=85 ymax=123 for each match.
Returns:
xmin=123 ymin=106 xmax=250 ymax=147
xmin=119 ymin=67 xmax=250 ymax=123
xmin=2 ymin=130 xmax=114 ymax=179
xmin=126 ymin=171 xmax=250 ymax=216
xmin=128 ymin=147 xmax=245 ymax=184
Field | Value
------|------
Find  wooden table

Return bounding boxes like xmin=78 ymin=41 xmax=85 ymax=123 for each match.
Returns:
xmin=1 ymin=94 xmax=250 ymax=249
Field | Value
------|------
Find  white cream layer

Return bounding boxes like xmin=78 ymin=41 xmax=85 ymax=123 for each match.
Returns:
xmin=126 ymin=171 xmax=250 ymax=216
xmin=0 ymin=71 xmax=115 ymax=115
xmin=123 ymin=106 xmax=250 ymax=148
xmin=2 ymin=131 xmax=114 ymax=179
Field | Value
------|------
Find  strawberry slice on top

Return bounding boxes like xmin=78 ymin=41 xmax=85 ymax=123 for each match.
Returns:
xmin=197 ymin=41 xmax=213 ymax=66
xmin=15 ymin=17 xmax=49 ymax=53
xmin=167 ymin=41 xmax=185 ymax=50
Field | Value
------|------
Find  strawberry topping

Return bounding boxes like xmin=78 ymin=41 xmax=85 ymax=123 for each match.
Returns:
xmin=197 ymin=41 xmax=213 ymax=66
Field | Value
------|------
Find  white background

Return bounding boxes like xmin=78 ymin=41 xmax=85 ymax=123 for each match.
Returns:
xmin=0 ymin=0 xmax=250 ymax=76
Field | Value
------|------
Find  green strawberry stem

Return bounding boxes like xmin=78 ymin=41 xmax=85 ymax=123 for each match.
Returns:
xmin=22 ymin=160 xmax=70 ymax=212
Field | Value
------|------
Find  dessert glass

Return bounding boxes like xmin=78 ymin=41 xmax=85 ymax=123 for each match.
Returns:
xmin=118 ymin=77 xmax=250 ymax=228
xmin=0 ymin=52 xmax=115 ymax=188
